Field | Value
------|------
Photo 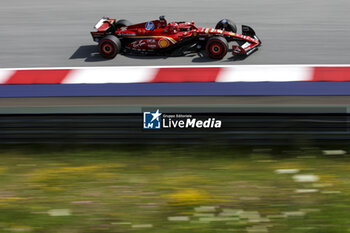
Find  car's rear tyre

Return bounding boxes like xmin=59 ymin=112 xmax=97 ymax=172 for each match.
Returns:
xmin=215 ymin=19 xmax=237 ymax=33
xmin=114 ymin=19 xmax=132 ymax=29
xmin=98 ymin=35 xmax=121 ymax=59
xmin=206 ymin=36 xmax=228 ymax=60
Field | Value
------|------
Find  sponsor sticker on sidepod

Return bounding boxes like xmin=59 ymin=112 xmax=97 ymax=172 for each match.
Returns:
xmin=145 ymin=21 xmax=155 ymax=31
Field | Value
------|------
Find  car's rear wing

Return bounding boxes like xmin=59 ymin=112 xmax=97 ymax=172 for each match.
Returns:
xmin=91 ymin=17 xmax=116 ymax=42
xmin=93 ymin=17 xmax=115 ymax=31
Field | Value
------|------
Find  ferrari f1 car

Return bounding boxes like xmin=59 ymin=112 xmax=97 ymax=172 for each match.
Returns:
xmin=91 ymin=16 xmax=261 ymax=60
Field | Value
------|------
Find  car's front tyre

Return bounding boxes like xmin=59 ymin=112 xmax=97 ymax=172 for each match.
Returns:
xmin=98 ymin=35 xmax=121 ymax=59
xmin=215 ymin=19 xmax=237 ymax=33
xmin=206 ymin=36 xmax=228 ymax=60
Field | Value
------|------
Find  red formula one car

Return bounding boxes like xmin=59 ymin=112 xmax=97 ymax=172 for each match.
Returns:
xmin=91 ymin=16 xmax=261 ymax=60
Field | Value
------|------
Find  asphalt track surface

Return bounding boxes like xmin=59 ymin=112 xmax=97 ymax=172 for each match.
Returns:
xmin=1 ymin=0 xmax=350 ymax=68
xmin=2 ymin=96 xmax=350 ymax=107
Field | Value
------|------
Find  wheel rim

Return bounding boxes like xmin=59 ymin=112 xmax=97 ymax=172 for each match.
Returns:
xmin=210 ymin=43 xmax=223 ymax=55
xmin=101 ymin=42 xmax=114 ymax=55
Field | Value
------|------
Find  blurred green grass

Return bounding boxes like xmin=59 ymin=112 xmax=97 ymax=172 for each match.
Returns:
xmin=0 ymin=145 xmax=349 ymax=233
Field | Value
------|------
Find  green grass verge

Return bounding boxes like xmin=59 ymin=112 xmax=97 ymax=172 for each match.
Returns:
xmin=0 ymin=145 xmax=349 ymax=233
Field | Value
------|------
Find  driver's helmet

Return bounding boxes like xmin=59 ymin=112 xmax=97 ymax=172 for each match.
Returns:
xmin=167 ymin=22 xmax=179 ymax=33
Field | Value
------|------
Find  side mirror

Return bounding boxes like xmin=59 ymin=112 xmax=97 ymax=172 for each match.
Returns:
xmin=159 ymin=15 xmax=165 ymax=21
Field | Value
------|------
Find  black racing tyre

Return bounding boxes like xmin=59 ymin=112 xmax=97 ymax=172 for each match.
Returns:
xmin=205 ymin=36 xmax=228 ymax=60
xmin=98 ymin=35 xmax=121 ymax=59
xmin=215 ymin=19 xmax=237 ymax=33
xmin=114 ymin=19 xmax=132 ymax=29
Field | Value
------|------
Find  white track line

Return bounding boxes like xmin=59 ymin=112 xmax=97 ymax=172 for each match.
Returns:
xmin=217 ymin=66 xmax=313 ymax=82
xmin=62 ymin=67 xmax=158 ymax=84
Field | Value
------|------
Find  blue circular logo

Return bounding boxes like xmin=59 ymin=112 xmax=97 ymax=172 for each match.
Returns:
xmin=145 ymin=21 xmax=155 ymax=31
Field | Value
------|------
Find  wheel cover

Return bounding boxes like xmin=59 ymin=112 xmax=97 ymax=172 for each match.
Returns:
xmin=210 ymin=43 xmax=223 ymax=55
xmin=101 ymin=42 xmax=114 ymax=55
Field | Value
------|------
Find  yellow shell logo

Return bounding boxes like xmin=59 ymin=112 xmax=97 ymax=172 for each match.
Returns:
xmin=159 ymin=39 xmax=169 ymax=48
